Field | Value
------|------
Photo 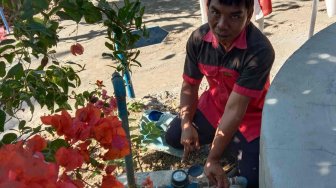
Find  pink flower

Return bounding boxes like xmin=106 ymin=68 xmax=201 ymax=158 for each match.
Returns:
xmin=102 ymin=89 xmax=109 ymax=100
xmin=0 ymin=26 xmax=7 ymax=41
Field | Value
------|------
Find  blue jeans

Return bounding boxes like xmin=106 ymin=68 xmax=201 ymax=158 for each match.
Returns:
xmin=164 ymin=109 xmax=260 ymax=188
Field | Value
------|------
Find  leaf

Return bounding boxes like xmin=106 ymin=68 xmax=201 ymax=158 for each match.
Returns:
xmin=48 ymin=50 xmax=56 ymax=54
xmin=32 ymin=0 xmax=49 ymax=11
xmin=18 ymin=120 xmax=27 ymax=130
xmin=0 ymin=61 xmax=6 ymax=77
xmin=0 ymin=39 xmax=16 ymax=45
xmin=1 ymin=133 xmax=18 ymax=144
xmin=82 ymin=1 xmax=102 ymax=24
xmin=105 ymin=42 xmax=114 ymax=51
xmin=5 ymin=63 xmax=24 ymax=80
xmin=102 ymin=52 xmax=115 ymax=59
xmin=3 ymin=53 xmax=15 ymax=64
xmin=0 ymin=110 xmax=5 ymax=132
xmin=32 ymin=125 xmax=42 ymax=134
xmin=61 ymin=8 xmax=83 ymax=23
xmin=0 ymin=45 xmax=15 ymax=54
xmin=56 ymin=11 xmax=75 ymax=21
xmin=45 ymin=127 xmax=55 ymax=136
xmin=49 ymin=139 xmax=70 ymax=151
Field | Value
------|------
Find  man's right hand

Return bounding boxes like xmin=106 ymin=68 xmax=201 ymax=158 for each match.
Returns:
xmin=180 ymin=123 xmax=200 ymax=161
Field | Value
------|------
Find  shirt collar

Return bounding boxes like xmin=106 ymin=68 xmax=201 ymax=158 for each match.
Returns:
xmin=202 ymin=27 xmax=247 ymax=51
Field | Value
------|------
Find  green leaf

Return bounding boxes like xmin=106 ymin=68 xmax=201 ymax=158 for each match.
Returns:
xmin=32 ymin=0 xmax=49 ymax=11
xmin=89 ymin=157 xmax=100 ymax=167
xmin=82 ymin=1 xmax=102 ymax=24
xmin=45 ymin=127 xmax=55 ymax=136
xmin=0 ymin=61 xmax=6 ymax=77
xmin=18 ymin=120 xmax=27 ymax=130
xmin=104 ymin=42 xmax=114 ymax=51
xmin=0 ymin=110 xmax=5 ymax=132
xmin=102 ymin=52 xmax=115 ymax=59
xmin=5 ymin=63 xmax=24 ymax=79
xmin=56 ymin=11 xmax=75 ymax=21
xmin=61 ymin=8 xmax=83 ymax=23
xmin=0 ymin=45 xmax=15 ymax=54
xmin=0 ymin=39 xmax=16 ymax=45
xmin=49 ymin=139 xmax=70 ymax=151
xmin=1 ymin=133 xmax=18 ymax=144
xmin=3 ymin=53 xmax=15 ymax=64
xmin=33 ymin=125 xmax=42 ymax=134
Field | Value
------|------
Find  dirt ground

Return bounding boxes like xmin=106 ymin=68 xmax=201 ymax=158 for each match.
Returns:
xmin=53 ymin=0 xmax=336 ymax=101
xmin=7 ymin=0 xmax=336 ymax=174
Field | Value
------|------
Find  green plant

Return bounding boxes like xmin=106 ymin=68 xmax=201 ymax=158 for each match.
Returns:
xmin=0 ymin=0 xmax=152 ymax=186
xmin=98 ymin=0 xmax=148 ymax=72
xmin=0 ymin=0 xmax=102 ymax=128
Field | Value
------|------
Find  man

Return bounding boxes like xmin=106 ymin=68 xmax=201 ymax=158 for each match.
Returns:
xmin=164 ymin=0 xmax=274 ymax=187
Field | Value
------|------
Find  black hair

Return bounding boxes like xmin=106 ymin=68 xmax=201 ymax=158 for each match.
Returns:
xmin=206 ymin=0 xmax=254 ymax=13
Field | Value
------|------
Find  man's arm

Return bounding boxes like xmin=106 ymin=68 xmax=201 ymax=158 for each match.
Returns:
xmin=180 ymin=80 xmax=200 ymax=160
xmin=205 ymin=91 xmax=250 ymax=187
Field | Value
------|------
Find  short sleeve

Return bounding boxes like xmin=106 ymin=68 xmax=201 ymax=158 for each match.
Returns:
xmin=183 ymin=31 xmax=204 ymax=85
xmin=233 ymin=46 xmax=275 ymax=98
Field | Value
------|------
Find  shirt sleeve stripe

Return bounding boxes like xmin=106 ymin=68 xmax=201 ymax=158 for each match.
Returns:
xmin=183 ymin=74 xmax=202 ymax=85
xmin=233 ymin=84 xmax=262 ymax=98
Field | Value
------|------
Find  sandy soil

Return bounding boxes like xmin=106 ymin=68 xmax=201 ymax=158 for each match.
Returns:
xmin=11 ymin=0 xmax=335 ymax=158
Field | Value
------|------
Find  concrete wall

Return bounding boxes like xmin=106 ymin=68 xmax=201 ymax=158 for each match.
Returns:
xmin=260 ymin=23 xmax=336 ymax=188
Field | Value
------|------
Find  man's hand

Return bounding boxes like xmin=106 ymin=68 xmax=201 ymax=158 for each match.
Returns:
xmin=180 ymin=123 xmax=200 ymax=161
xmin=204 ymin=158 xmax=229 ymax=188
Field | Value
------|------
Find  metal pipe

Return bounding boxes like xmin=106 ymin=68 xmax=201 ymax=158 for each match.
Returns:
xmin=112 ymin=72 xmax=136 ymax=187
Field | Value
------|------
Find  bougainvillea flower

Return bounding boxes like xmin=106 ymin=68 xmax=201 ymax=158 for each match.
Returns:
xmin=101 ymin=174 xmax=123 ymax=188
xmin=70 ymin=43 xmax=84 ymax=56
xmin=105 ymin=165 xmax=117 ymax=175
xmin=109 ymin=97 xmax=117 ymax=112
xmin=96 ymin=80 xmax=104 ymax=88
xmin=0 ymin=26 xmax=7 ymax=41
xmin=40 ymin=110 xmax=73 ymax=138
xmin=103 ymin=142 xmax=130 ymax=161
xmin=26 ymin=135 xmax=47 ymax=153
xmin=94 ymin=100 xmax=104 ymax=109
xmin=91 ymin=116 xmax=123 ymax=148
xmin=77 ymin=140 xmax=91 ymax=163
xmin=0 ymin=142 xmax=59 ymax=186
xmin=70 ymin=104 xmax=101 ymax=142
xmin=102 ymin=89 xmax=108 ymax=100
xmin=112 ymin=134 xmax=128 ymax=150
xmin=142 ymin=176 xmax=154 ymax=188
xmin=55 ymin=147 xmax=84 ymax=171
xmin=75 ymin=104 xmax=101 ymax=127
xmin=57 ymin=173 xmax=84 ymax=188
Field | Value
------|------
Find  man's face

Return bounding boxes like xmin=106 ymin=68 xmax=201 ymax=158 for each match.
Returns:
xmin=208 ymin=0 xmax=252 ymax=47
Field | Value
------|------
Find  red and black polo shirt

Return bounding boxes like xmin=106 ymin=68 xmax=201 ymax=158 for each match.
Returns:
xmin=183 ymin=23 xmax=275 ymax=142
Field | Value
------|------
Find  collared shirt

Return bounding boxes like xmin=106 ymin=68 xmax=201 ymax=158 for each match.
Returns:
xmin=183 ymin=23 xmax=275 ymax=142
